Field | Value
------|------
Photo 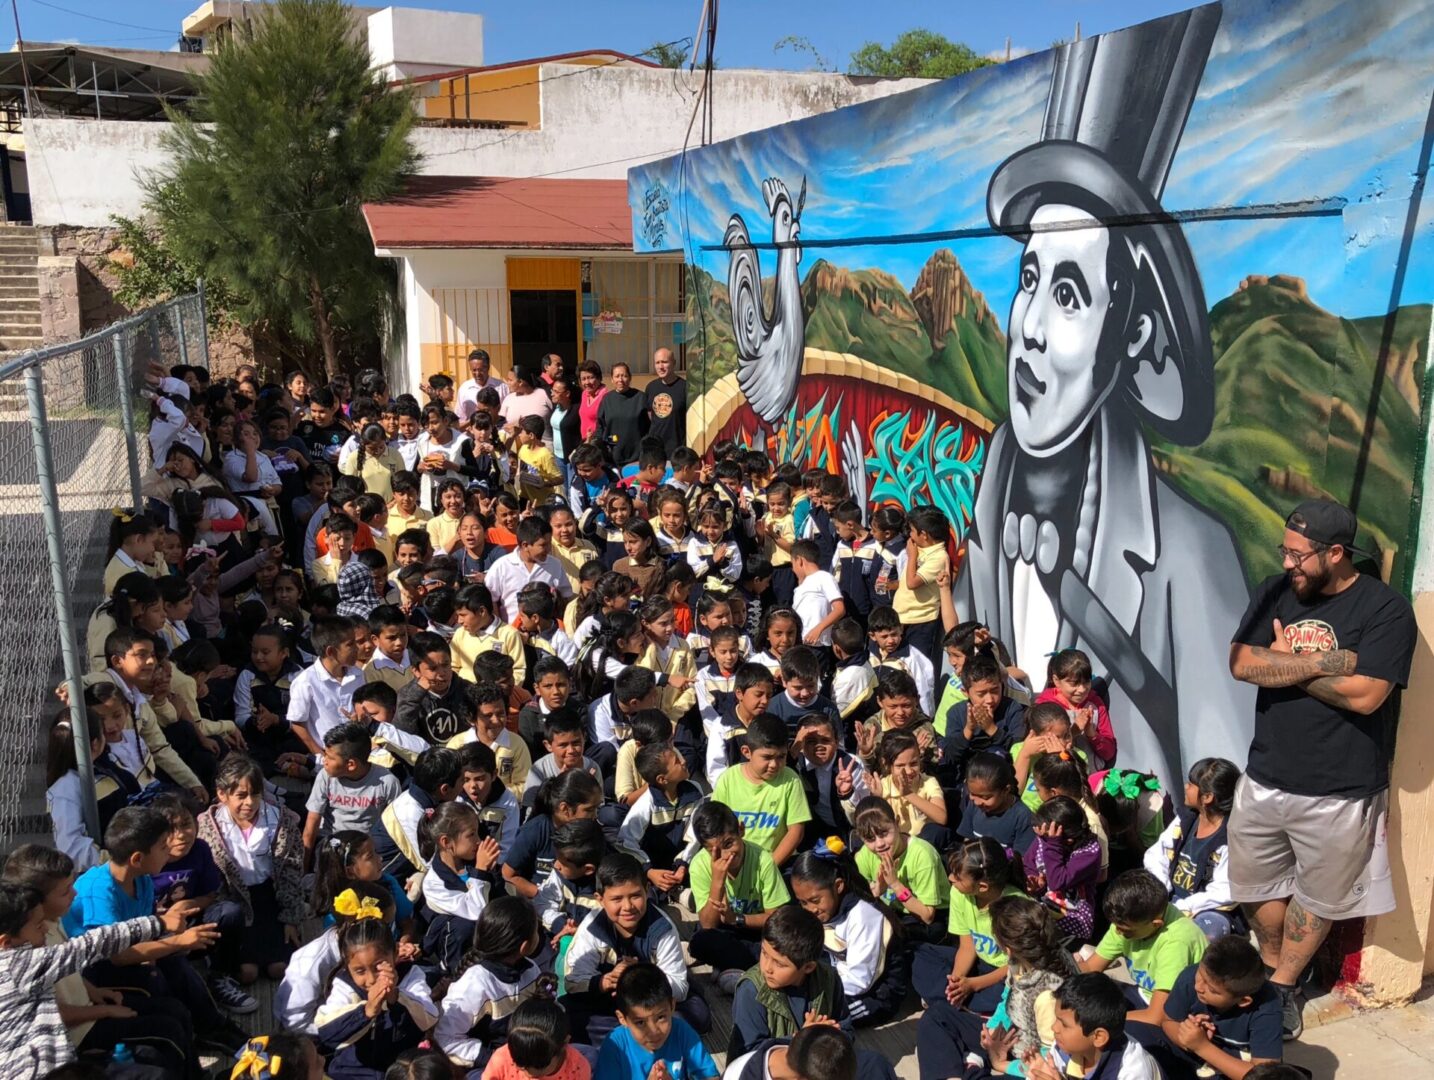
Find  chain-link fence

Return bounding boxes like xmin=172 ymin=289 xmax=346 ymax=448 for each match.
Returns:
xmin=0 ymin=289 xmax=210 ymax=851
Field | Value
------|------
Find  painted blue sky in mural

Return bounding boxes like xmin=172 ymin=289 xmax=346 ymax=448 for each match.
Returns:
xmin=630 ymin=0 xmax=1434 ymax=322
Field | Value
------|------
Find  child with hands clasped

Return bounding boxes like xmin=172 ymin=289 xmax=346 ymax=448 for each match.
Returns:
xmin=1034 ymin=649 xmax=1117 ymax=770
xmin=1158 ymin=936 xmax=1284 ymax=1080
xmin=276 ymin=880 xmax=397 ymax=1035
xmin=435 ymin=895 xmax=550 ymax=1074
xmin=729 ymin=905 xmax=849 ymax=1059
xmin=418 ymin=801 xmax=503 ymax=978
xmin=852 ymin=797 xmax=949 ymax=942
xmin=874 ymin=729 xmax=948 ymax=849
xmin=315 ymin=917 xmax=437 ymax=1080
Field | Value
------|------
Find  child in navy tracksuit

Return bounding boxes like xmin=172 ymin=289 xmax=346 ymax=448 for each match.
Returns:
xmin=417 ymin=801 xmax=501 ymax=977
xmin=315 ymin=919 xmax=436 ymax=1080
xmin=616 ymin=743 xmax=703 ymax=893
xmin=866 ymin=507 xmax=906 ymax=613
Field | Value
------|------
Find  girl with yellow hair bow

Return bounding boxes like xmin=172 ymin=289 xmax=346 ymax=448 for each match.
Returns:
xmin=230 ymin=1033 xmax=321 ymax=1080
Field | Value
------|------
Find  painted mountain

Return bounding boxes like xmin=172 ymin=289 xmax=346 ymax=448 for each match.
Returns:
xmin=685 ymin=254 xmax=1430 ymax=588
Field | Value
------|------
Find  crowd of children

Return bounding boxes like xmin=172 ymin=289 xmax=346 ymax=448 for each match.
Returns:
xmin=9 ymin=356 xmax=1311 ymax=1080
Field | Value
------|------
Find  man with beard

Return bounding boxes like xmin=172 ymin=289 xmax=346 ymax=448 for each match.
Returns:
xmin=1229 ymin=499 xmax=1415 ymax=1038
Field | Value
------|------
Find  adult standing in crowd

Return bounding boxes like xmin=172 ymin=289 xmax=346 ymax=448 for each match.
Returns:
xmin=645 ymin=347 xmax=687 ymax=455
xmin=458 ymin=348 xmax=508 ymax=428
xmin=540 ymin=352 xmax=564 ymax=390
xmin=549 ymin=374 xmax=582 ymax=488
xmin=577 ymin=359 xmax=608 ymax=440
xmin=498 ymin=367 xmax=554 ymax=444
xmin=1228 ymin=498 xmax=1416 ymax=1039
xmin=595 ymin=362 xmax=649 ymax=467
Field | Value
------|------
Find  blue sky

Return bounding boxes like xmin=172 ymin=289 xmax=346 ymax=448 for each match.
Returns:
xmin=631 ymin=0 xmax=1434 ymax=323
xmin=15 ymin=0 xmax=1193 ymax=64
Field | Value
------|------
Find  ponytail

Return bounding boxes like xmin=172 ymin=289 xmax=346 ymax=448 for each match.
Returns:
xmin=533 ymin=769 xmax=601 ymax=820
xmin=417 ymin=801 xmax=480 ymax=862
xmin=106 ymin=508 xmax=159 ymax=563
xmin=790 ymin=839 xmax=903 ymax=939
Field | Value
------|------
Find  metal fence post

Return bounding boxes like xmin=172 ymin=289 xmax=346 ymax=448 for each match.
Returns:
xmin=173 ymin=302 xmax=189 ymax=368
xmin=25 ymin=364 xmax=100 ymax=842
xmin=195 ymin=279 xmax=211 ymax=370
xmin=113 ymin=332 xmax=143 ymax=509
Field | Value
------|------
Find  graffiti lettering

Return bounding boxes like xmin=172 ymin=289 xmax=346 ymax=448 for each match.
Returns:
xmin=642 ymin=183 xmax=670 ymax=249
xmin=864 ymin=410 xmax=986 ymax=536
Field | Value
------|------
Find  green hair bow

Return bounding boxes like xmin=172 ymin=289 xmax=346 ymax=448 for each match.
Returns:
xmin=1103 ymin=769 xmax=1160 ymax=801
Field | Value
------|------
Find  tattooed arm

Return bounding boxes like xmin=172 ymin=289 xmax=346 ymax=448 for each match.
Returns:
xmin=1228 ymin=643 xmax=1358 ymax=687
xmin=1301 ymin=674 xmax=1395 ymax=714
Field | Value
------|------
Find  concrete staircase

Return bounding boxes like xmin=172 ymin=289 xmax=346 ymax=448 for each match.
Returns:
xmin=0 ymin=225 xmax=41 ymax=354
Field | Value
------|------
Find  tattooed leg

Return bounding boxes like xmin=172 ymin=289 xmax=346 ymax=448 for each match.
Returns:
xmin=1246 ymin=899 xmax=1288 ymax=970
xmin=1272 ymin=899 xmax=1332 ymax=986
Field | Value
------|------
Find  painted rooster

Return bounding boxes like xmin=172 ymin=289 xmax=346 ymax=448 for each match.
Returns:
xmin=724 ymin=176 xmax=807 ymax=425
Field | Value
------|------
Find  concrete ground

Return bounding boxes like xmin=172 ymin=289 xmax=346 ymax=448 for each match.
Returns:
xmin=1283 ymin=993 xmax=1434 ymax=1078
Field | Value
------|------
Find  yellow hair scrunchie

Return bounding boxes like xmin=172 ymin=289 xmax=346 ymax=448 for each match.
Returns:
xmin=111 ymin=507 xmax=135 ymax=523
xmin=232 ymin=1037 xmax=283 ymax=1080
xmin=333 ymin=888 xmax=385 ymax=921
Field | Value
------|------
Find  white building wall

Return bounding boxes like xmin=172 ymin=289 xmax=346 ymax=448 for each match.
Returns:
xmin=367 ymin=7 xmax=484 ymax=81
xmin=27 ymin=66 xmax=933 ymax=226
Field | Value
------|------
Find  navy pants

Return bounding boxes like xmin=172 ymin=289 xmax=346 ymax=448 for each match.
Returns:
xmin=916 ymin=1002 xmax=988 ymax=1080
xmin=79 ymin=990 xmax=195 ymax=1078
xmin=912 ymin=942 xmax=1004 ymax=1014
xmin=689 ymin=926 xmax=763 ymax=971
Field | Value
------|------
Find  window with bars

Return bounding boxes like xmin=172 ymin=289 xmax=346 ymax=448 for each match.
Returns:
xmin=583 ymin=258 xmax=686 ymax=374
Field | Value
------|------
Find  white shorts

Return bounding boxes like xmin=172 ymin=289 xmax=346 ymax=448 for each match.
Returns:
xmin=1226 ymin=775 xmax=1393 ymax=920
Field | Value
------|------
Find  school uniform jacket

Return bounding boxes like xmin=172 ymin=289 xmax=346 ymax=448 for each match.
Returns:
xmin=868 ymin=537 xmax=905 ymax=610
xmin=833 ymin=534 xmax=881 ymax=619
xmin=435 ymin=957 xmax=547 ymax=1068
xmin=795 ymin=753 xmax=870 ymax=837
xmin=461 ymin=782 xmax=521 ymax=863
xmin=47 ymin=753 xmax=140 ymax=872
xmin=1143 ymin=807 xmax=1234 ymax=918
xmin=695 ymin=661 xmax=738 ymax=730
xmin=535 ymin=870 xmax=602 ymax=935
xmin=445 ymin=727 xmax=532 ymax=792
xmin=869 ymin=642 xmax=936 ymax=717
xmin=824 ymin=892 xmax=891 ymax=999
xmin=831 ymin=653 xmax=879 ymax=725
xmin=420 ymin=854 xmax=491 ymax=922
xmin=233 ymin=660 xmax=304 ymax=729
xmin=637 ymin=639 xmax=698 ymax=722
xmin=316 ymin=964 xmax=437 ymax=1079
xmin=79 ymin=671 xmax=199 ymax=791
xmin=563 ymin=905 xmax=689 ymax=1000
xmin=702 ymin=702 xmax=752 ymax=788
xmin=688 ymin=535 xmax=743 ymax=592
xmin=1051 ymin=1036 xmax=1162 ymax=1080
xmin=577 ymin=508 xmax=627 ymax=569
xmin=377 ymin=783 xmax=436 ymax=877
xmin=276 ymin=928 xmax=342 ymax=1033
xmin=616 ymin=782 xmax=704 ymax=869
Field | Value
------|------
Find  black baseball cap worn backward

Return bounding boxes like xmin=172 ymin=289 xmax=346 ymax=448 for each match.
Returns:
xmin=1286 ymin=499 xmax=1361 ymax=553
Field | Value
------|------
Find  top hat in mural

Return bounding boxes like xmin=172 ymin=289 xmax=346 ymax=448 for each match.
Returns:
xmin=987 ymin=4 xmax=1222 ymax=446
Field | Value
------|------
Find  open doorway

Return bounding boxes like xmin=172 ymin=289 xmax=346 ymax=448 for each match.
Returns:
xmin=509 ymin=288 xmax=576 ymax=372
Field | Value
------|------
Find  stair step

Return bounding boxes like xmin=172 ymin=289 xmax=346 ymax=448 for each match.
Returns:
xmin=0 ymin=298 xmax=40 ymax=310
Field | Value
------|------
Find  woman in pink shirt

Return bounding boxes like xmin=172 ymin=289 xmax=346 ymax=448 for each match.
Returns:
xmin=577 ymin=359 xmax=609 ymax=440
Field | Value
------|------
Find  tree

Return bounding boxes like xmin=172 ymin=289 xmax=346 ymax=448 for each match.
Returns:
xmin=647 ymin=40 xmax=690 ymax=68
xmin=849 ymin=29 xmax=993 ymax=79
xmin=145 ymin=0 xmax=418 ymax=380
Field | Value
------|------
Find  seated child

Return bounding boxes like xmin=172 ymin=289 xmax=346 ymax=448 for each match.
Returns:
xmin=315 ymin=918 xmax=437 ymax=1079
xmin=711 ymin=714 xmax=812 ymax=868
xmin=480 ymin=998 xmax=593 ymax=1080
xmin=276 ymin=880 xmax=394 ymax=1034
xmin=1032 ymin=752 xmax=1110 ymax=882
xmin=957 ymin=752 xmax=1036 ymax=858
xmin=1028 ymin=795 xmax=1102 ymax=942
xmin=376 ymin=746 xmax=462 ymax=879
xmin=588 ymin=663 xmax=660 ymax=782
xmin=363 ymin=604 xmax=414 ymax=691
xmin=0 ymin=866 xmax=193 ymax=1075
xmin=1035 ymin=648 xmax=1118 ymax=770
xmin=535 ymin=819 xmax=607 ymax=970
xmin=726 ymin=1022 xmax=870 ymax=1080
xmin=451 ymin=583 xmax=526 ymax=686
xmin=829 ymin=619 xmax=879 ymax=730
xmin=311 ymin=832 xmax=416 ymax=944
xmin=504 ymin=770 xmax=603 ymax=900
xmin=518 ymin=656 xmax=581 ymax=760
xmin=729 ymin=905 xmax=847 ymax=1059
xmin=1159 ymin=936 xmax=1283 ymax=1080
xmin=867 ymin=605 xmax=934 ymax=717
xmin=702 ymin=661 xmax=773 ymax=789
xmin=616 ymin=742 xmax=702 ymax=892
xmin=766 ymin=647 xmax=842 ymax=743
xmin=417 ymin=800 xmax=502 ymax=976
xmin=938 ymin=654 xmax=1025 ymax=788
xmin=234 ymin=623 xmax=311 ymax=776
xmin=855 ymin=670 xmax=938 ymax=769
xmin=286 ymin=615 xmax=365 ymax=757
xmin=434 ymin=895 xmax=547 ymax=1073
xmin=614 ymin=710 xmax=672 ymax=808
xmin=1047 ymin=973 xmax=1164 ymax=1080
xmin=851 ymin=796 xmax=949 ymax=943
xmin=348 ymin=680 xmax=430 ymax=772
xmin=46 ymin=706 xmax=137 ymax=872
xmin=688 ymin=800 xmax=792 ymax=980
xmin=687 ymin=594 xmax=752 ymax=665
xmin=792 ymin=713 xmax=870 ymax=841
xmin=911 ymin=838 xmax=1024 ymax=1014
xmin=594 ymin=962 xmax=719 ymax=1080
xmin=195 ymin=756 xmax=305 ymax=982
xmin=458 ymin=742 xmax=522 ymax=865
xmin=789 ymin=842 xmax=908 ymax=1028
xmin=523 ymin=713 xmax=606 ymax=812
xmin=1144 ymin=757 xmax=1241 ymax=942
xmin=1080 ymin=870 xmax=1209 ymax=1028
xmin=636 ymin=596 xmax=698 ymax=724
xmin=1097 ymin=769 xmax=1170 ymax=882
xmin=446 ymin=684 xmax=532 ymax=793
xmin=395 ymin=632 xmax=479 ymax=746
xmin=564 ymin=854 xmax=711 ymax=1043
xmin=517 ymin=582 xmax=578 ymax=672
xmin=873 ymin=729 xmax=948 ymax=849
xmin=303 ymin=722 xmax=403 ymax=869
xmin=1013 ymin=701 xmax=1089 ymax=812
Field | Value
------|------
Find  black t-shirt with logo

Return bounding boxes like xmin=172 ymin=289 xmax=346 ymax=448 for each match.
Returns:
xmin=645 ymin=376 xmax=687 ymax=454
xmin=296 ymin=420 xmax=348 ymax=465
xmin=1233 ymin=572 xmax=1416 ymax=798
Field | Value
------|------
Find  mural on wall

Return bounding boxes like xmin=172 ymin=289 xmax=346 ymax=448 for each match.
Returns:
xmin=629 ymin=0 xmax=1434 ymax=788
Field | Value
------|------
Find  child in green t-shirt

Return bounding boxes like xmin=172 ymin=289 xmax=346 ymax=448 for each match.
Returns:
xmin=852 ymin=796 xmax=948 ymax=942
xmin=711 ymin=714 xmax=812 ymax=865
xmin=1012 ymin=701 xmax=1089 ymax=811
xmin=687 ymin=801 xmax=791 ymax=986
xmin=911 ymin=835 xmax=1022 ymax=1013
xmin=1081 ymin=868 xmax=1208 ymax=1026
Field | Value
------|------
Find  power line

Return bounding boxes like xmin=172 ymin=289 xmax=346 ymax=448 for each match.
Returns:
xmin=26 ymin=0 xmax=175 ymax=35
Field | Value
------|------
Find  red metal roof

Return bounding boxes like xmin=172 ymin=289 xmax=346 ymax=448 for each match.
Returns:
xmin=363 ymin=176 xmax=633 ymax=250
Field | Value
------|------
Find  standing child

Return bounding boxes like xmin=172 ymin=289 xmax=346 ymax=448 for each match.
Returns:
xmin=712 ymin=714 xmax=812 ymax=867
xmin=892 ymin=506 xmax=950 ymax=668
xmin=830 ymin=620 xmax=879 ymax=731
xmin=831 ymin=501 xmax=879 ymax=628
xmin=316 ymin=918 xmax=437 ymax=1079
xmin=514 ymin=414 xmax=562 ymax=505
xmin=1144 ymin=757 xmax=1241 ymax=942
xmin=758 ymin=482 xmax=797 ymax=607
xmin=435 ymin=895 xmax=548 ymax=1073
xmin=866 ymin=507 xmax=907 ymax=614
xmin=1029 ymin=796 xmax=1103 ymax=942
xmin=852 ymin=797 xmax=949 ymax=942
xmin=867 ymin=606 xmax=935 ymax=717
xmin=426 ymin=479 xmax=470 ymax=555
xmin=636 ymin=596 xmax=698 ymax=725
xmin=196 ymin=756 xmax=305 ymax=982
xmin=652 ymin=488 xmax=694 ymax=560
xmin=790 ymin=540 xmax=845 ymax=655
xmin=1035 ymin=649 xmax=1118 ymax=770
xmin=789 ymin=841 xmax=908 ymax=1028
xmin=417 ymin=801 xmax=502 ymax=977
xmin=386 ymin=471 xmax=431 ymax=537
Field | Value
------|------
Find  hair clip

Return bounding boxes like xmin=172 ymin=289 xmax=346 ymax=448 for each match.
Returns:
xmin=111 ymin=507 xmax=135 ymax=523
xmin=424 ymin=807 xmax=435 ymax=818
xmin=333 ymin=889 xmax=385 ymax=921
xmin=814 ymin=836 xmax=846 ymax=859
xmin=232 ymin=1037 xmax=282 ymax=1080
xmin=1058 ymin=751 xmax=1071 ymax=761
xmin=1102 ymin=769 xmax=1160 ymax=801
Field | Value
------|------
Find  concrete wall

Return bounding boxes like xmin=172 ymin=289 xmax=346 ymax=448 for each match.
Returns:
xmin=26 ymin=66 xmax=933 ymax=227
xmin=368 ymin=7 xmax=484 ymax=81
